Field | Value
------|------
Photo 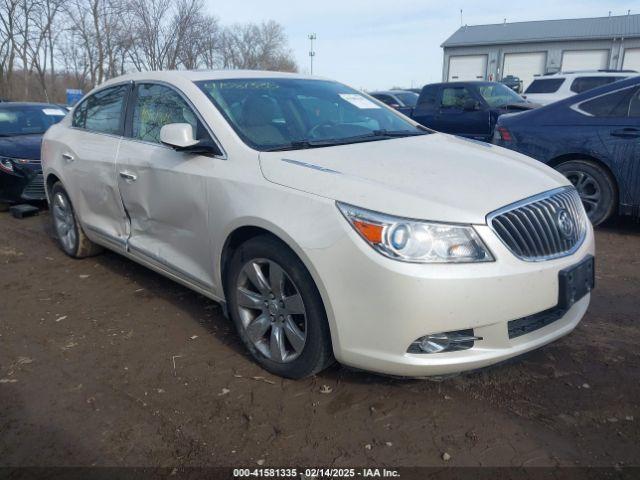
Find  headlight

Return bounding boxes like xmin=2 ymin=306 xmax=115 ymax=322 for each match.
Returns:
xmin=337 ymin=202 xmax=494 ymax=263
xmin=0 ymin=156 xmax=14 ymax=173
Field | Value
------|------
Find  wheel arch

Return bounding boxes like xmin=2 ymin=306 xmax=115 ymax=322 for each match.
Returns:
xmin=45 ymin=172 xmax=62 ymax=200
xmin=548 ymin=153 xmax=619 ymax=202
xmin=218 ymin=221 xmax=340 ymax=351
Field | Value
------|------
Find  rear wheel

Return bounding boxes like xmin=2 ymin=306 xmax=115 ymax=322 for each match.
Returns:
xmin=556 ymin=160 xmax=616 ymax=226
xmin=50 ymin=182 xmax=102 ymax=258
xmin=226 ymin=235 xmax=334 ymax=379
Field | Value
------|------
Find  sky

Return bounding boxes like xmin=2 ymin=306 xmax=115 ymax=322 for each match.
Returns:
xmin=206 ymin=0 xmax=638 ymax=90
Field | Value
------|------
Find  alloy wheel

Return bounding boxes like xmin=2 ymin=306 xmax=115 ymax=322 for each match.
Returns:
xmin=563 ymin=170 xmax=601 ymax=217
xmin=52 ymin=192 xmax=77 ymax=253
xmin=235 ymin=259 xmax=307 ymax=363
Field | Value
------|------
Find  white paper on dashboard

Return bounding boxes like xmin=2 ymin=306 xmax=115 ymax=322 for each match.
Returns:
xmin=42 ymin=108 xmax=66 ymax=116
xmin=339 ymin=94 xmax=380 ymax=109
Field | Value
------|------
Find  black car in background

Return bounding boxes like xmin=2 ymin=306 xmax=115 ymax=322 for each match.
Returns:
xmin=369 ymin=90 xmax=419 ymax=116
xmin=494 ymin=76 xmax=640 ymax=225
xmin=411 ymin=81 xmax=537 ymax=142
xmin=0 ymin=102 xmax=67 ymax=207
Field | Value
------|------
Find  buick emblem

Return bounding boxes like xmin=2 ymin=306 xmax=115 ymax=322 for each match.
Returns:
xmin=556 ymin=208 xmax=575 ymax=239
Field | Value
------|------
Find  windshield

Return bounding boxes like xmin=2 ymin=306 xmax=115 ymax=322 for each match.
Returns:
xmin=394 ymin=92 xmax=419 ymax=107
xmin=196 ymin=78 xmax=427 ymax=151
xmin=477 ymin=83 xmax=527 ymax=108
xmin=0 ymin=105 xmax=67 ymax=136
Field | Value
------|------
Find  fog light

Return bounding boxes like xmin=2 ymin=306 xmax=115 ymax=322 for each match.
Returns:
xmin=408 ymin=329 xmax=482 ymax=354
xmin=419 ymin=334 xmax=451 ymax=353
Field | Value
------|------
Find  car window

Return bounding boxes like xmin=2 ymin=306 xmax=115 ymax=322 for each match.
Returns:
xmin=131 ymin=83 xmax=207 ymax=144
xmin=570 ymin=76 xmax=623 ymax=94
xmin=73 ymin=85 xmax=128 ymax=134
xmin=394 ymin=92 xmax=419 ymax=107
xmin=525 ymin=79 xmax=565 ymax=94
xmin=477 ymin=83 xmax=526 ymax=107
xmin=579 ymin=87 xmax=636 ymax=118
xmin=0 ymin=105 xmax=66 ymax=136
xmin=629 ymin=88 xmax=640 ymax=117
xmin=196 ymin=78 xmax=424 ymax=151
xmin=441 ymin=87 xmax=473 ymax=109
xmin=372 ymin=94 xmax=396 ymax=106
xmin=416 ymin=85 xmax=438 ymax=110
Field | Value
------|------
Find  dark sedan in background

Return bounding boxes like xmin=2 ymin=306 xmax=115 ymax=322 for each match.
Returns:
xmin=411 ymin=81 xmax=537 ymax=142
xmin=494 ymin=76 xmax=640 ymax=225
xmin=369 ymin=90 xmax=419 ymax=116
xmin=0 ymin=102 xmax=67 ymax=207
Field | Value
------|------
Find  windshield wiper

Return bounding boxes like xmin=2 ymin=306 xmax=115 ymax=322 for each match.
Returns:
xmin=263 ymin=129 xmax=428 ymax=152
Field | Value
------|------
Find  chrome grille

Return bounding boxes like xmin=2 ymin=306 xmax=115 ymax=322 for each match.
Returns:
xmin=488 ymin=187 xmax=587 ymax=261
xmin=21 ymin=173 xmax=46 ymax=200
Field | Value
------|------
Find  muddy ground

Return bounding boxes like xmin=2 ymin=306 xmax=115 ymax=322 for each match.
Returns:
xmin=0 ymin=210 xmax=639 ymax=470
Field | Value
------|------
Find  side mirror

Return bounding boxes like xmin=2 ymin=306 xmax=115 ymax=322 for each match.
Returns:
xmin=389 ymin=103 xmax=401 ymax=109
xmin=160 ymin=123 xmax=222 ymax=156
xmin=463 ymin=99 xmax=480 ymax=111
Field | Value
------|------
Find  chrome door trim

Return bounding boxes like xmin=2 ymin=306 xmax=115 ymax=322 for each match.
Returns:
xmin=84 ymin=225 xmax=127 ymax=250
xmin=127 ymin=243 xmax=212 ymax=291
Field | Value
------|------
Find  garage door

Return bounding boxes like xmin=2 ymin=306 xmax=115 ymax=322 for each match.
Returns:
xmin=502 ymin=52 xmax=547 ymax=90
xmin=622 ymin=48 xmax=640 ymax=71
xmin=448 ymin=55 xmax=487 ymax=81
xmin=561 ymin=50 xmax=609 ymax=71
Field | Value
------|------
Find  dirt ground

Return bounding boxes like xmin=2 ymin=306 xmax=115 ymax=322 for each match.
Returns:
xmin=1 ymin=210 xmax=639 ymax=470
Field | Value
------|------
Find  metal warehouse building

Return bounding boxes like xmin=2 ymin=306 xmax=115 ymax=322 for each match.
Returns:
xmin=441 ymin=13 xmax=640 ymax=89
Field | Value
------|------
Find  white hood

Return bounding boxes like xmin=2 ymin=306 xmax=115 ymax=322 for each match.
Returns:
xmin=259 ymin=133 xmax=570 ymax=224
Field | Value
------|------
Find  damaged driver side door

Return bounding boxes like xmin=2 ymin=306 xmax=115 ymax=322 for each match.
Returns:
xmin=116 ymin=82 xmax=221 ymax=290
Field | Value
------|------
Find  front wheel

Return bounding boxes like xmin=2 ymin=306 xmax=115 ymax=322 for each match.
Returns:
xmin=226 ymin=235 xmax=334 ymax=379
xmin=556 ymin=160 xmax=617 ymax=226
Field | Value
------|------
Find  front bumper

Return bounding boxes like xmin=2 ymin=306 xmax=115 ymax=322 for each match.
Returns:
xmin=306 ymin=214 xmax=595 ymax=377
xmin=0 ymin=162 xmax=45 ymax=203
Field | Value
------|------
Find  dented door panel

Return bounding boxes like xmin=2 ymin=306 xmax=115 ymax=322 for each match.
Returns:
xmin=64 ymin=130 xmax=129 ymax=247
xmin=116 ymin=140 xmax=215 ymax=288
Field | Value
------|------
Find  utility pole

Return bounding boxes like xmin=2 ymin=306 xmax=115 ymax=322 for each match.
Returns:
xmin=308 ymin=33 xmax=317 ymax=75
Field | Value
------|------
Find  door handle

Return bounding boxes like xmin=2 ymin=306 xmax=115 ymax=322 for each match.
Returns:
xmin=611 ymin=128 xmax=640 ymax=139
xmin=119 ymin=171 xmax=137 ymax=182
xmin=62 ymin=153 xmax=74 ymax=162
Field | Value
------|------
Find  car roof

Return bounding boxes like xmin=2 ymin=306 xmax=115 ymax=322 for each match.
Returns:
xmin=541 ymin=71 xmax=638 ymax=79
xmin=422 ymin=81 xmax=500 ymax=88
xmin=101 ymin=70 xmax=324 ymax=88
xmin=370 ymin=90 xmax=416 ymax=95
xmin=0 ymin=101 xmax=65 ymax=108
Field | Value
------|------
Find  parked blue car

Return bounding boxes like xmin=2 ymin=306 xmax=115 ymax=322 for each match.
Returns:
xmin=0 ymin=102 xmax=68 ymax=207
xmin=494 ymin=76 xmax=640 ymax=226
xmin=411 ymin=81 xmax=537 ymax=142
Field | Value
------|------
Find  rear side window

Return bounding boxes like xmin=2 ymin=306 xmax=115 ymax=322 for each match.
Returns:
xmin=570 ymin=76 xmax=622 ymax=94
xmin=416 ymin=85 xmax=438 ymax=110
xmin=579 ymin=87 xmax=636 ymax=117
xmin=72 ymin=84 xmax=129 ymax=135
xmin=525 ymin=79 xmax=564 ymax=94
xmin=441 ymin=87 xmax=473 ymax=108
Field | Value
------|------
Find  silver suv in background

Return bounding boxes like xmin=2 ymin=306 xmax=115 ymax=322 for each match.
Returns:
xmin=523 ymin=70 xmax=637 ymax=105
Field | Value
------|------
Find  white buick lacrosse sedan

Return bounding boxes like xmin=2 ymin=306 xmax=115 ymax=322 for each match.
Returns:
xmin=42 ymin=70 xmax=595 ymax=378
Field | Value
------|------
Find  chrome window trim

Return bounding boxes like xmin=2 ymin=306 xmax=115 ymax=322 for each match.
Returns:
xmin=487 ymin=186 xmax=588 ymax=262
xmin=125 ymin=80 xmax=227 ymax=160
xmin=69 ymin=80 xmax=132 ymax=135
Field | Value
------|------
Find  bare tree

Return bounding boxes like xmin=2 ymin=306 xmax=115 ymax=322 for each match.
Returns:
xmin=220 ymin=20 xmax=297 ymax=72
xmin=0 ymin=0 xmax=298 ymax=101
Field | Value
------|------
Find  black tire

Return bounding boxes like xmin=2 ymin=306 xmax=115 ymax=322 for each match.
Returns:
xmin=556 ymin=160 xmax=617 ymax=226
xmin=225 ymin=235 xmax=334 ymax=379
xmin=50 ymin=182 xmax=103 ymax=258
